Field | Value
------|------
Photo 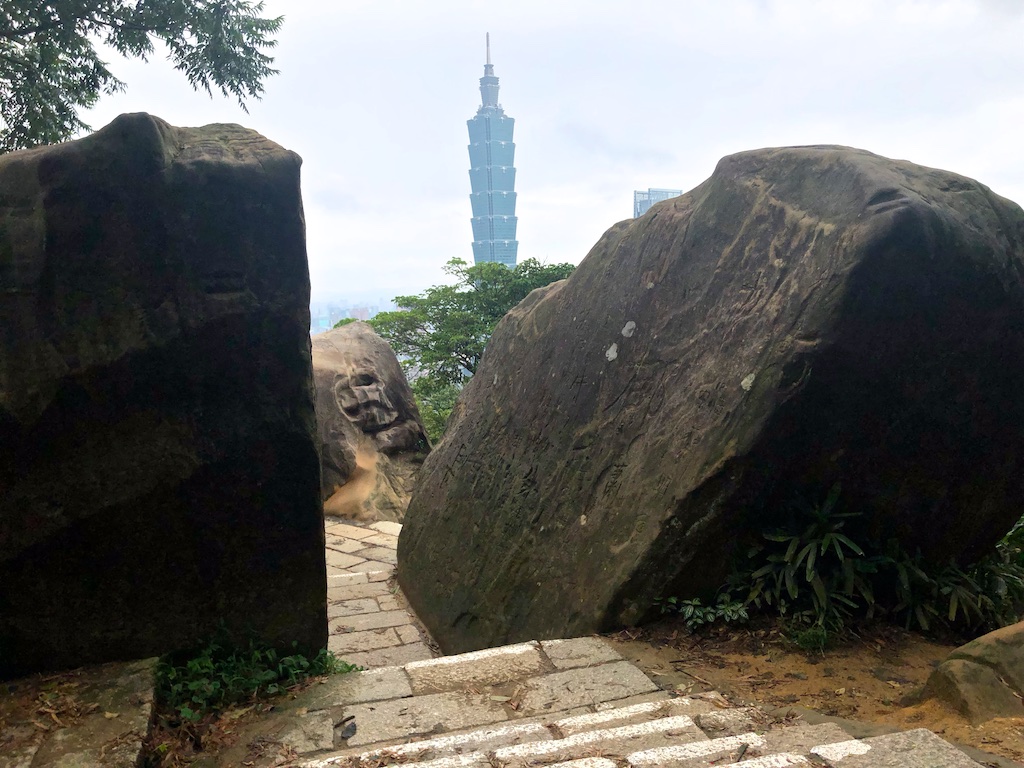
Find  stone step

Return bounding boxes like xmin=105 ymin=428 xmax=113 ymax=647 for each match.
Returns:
xmin=310 ymin=697 xmax=725 ymax=766
xmin=299 ymin=723 xmax=982 ymax=768
xmin=811 ymin=727 xmax=986 ymax=767
xmin=621 ymin=722 xmax=849 ymax=767
xmin=287 ymin=637 xmax=985 ymax=768
xmin=301 ymin=708 xmax=854 ymax=767
xmin=298 ymin=696 xmax=731 ymax=766
xmin=491 ymin=714 xmax=706 ymax=766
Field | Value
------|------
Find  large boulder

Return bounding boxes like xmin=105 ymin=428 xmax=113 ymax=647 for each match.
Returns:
xmin=398 ymin=145 xmax=1024 ymax=653
xmin=0 ymin=114 xmax=326 ymax=677
xmin=924 ymin=622 xmax=1024 ymax=723
xmin=312 ymin=322 xmax=428 ymax=522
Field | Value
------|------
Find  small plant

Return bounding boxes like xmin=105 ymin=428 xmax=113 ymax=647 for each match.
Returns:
xmin=157 ymin=637 xmax=359 ymax=722
xmin=740 ymin=484 xmax=875 ymax=632
xmin=787 ymin=623 xmax=833 ymax=654
xmin=970 ymin=553 xmax=1024 ymax=627
xmin=997 ymin=516 xmax=1024 ymax=567
xmin=656 ymin=595 xmax=748 ymax=630
xmin=886 ymin=542 xmax=940 ymax=631
xmin=886 ymin=537 xmax=1024 ymax=633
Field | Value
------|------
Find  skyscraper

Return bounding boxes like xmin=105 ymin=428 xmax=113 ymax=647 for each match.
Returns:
xmin=467 ymin=34 xmax=518 ymax=267
xmin=633 ymin=188 xmax=683 ymax=218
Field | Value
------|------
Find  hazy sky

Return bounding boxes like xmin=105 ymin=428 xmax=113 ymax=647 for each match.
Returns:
xmin=82 ymin=0 xmax=1024 ymax=308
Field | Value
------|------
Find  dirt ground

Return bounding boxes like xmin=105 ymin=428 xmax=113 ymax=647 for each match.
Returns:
xmin=607 ymin=615 xmax=1024 ymax=767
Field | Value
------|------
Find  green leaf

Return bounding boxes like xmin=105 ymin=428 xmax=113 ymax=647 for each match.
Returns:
xmin=805 ymin=546 xmax=818 ymax=582
xmin=810 ymin=574 xmax=827 ymax=606
xmin=750 ymin=564 xmax=777 ymax=579
xmin=915 ymin=605 xmax=930 ymax=631
xmin=785 ymin=567 xmax=798 ymax=600
xmin=896 ymin=562 xmax=910 ymax=591
xmin=784 ymin=536 xmax=801 ymax=563
xmin=832 ymin=592 xmax=858 ymax=608
xmin=833 ymin=533 xmax=865 ymax=556
xmin=795 ymin=542 xmax=814 ymax=570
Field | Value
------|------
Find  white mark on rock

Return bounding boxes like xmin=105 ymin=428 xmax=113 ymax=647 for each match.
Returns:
xmin=741 ymin=373 xmax=756 ymax=391
xmin=621 ymin=320 xmax=637 ymax=338
xmin=579 ymin=514 xmax=588 ymax=526
xmin=605 ymin=343 xmax=618 ymax=361
xmin=812 ymin=740 xmax=871 ymax=762
xmin=493 ymin=374 xmax=498 ymax=385
xmin=646 ymin=281 xmax=655 ymax=290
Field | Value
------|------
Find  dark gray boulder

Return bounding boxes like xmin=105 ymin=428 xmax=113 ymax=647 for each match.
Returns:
xmin=397 ymin=145 xmax=1024 ymax=653
xmin=0 ymin=113 xmax=326 ymax=677
xmin=312 ymin=321 xmax=428 ymax=522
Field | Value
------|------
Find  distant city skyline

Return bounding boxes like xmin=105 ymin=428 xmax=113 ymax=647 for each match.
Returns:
xmin=467 ymin=34 xmax=519 ymax=266
xmin=310 ymin=299 xmax=396 ymax=334
xmin=78 ymin=1 xmax=1024 ymax=307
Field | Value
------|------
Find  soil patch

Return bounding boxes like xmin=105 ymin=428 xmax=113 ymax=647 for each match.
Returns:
xmin=607 ymin=616 xmax=1024 ymax=766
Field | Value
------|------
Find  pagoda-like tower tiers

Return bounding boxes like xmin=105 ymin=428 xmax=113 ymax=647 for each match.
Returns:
xmin=467 ymin=34 xmax=518 ymax=266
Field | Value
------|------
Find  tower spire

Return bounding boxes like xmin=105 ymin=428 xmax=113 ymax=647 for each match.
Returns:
xmin=479 ymin=32 xmax=498 ymax=107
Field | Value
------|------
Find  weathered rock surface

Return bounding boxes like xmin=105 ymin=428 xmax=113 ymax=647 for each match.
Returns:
xmin=925 ymin=621 xmax=1024 ymax=723
xmin=0 ymin=113 xmax=326 ymax=677
xmin=312 ymin=322 xmax=428 ymax=522
xmin=398 ymin=145 xmax=1024 ymax=653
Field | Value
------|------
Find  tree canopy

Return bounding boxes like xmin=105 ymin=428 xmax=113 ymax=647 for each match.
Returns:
xmin=368 ymin=258 xmax=575 ymax=441
xmin=371 ymin=258 xmax=575 ymax=388
xmin=0 ymin=0 xmax=282 ymax=153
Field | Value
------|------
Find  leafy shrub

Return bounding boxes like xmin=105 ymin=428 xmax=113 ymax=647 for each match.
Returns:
xmin=971 ymin=552 xmax=1024 ymax=626
xmin=656 ymin=595 xmax=748 ymax=630
xmin=157 ymin=639 xmax=359 ymax=722
xmin=655 ymin=486 xmax=1024 ymax=641
xmin=740 ymin=484 xmax=877 ymax=633
xmin=882 ymin=537 xmax=1024 ymax=632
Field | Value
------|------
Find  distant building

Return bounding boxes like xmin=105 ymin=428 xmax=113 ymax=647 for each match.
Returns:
xmin=309 ymin=300 xmax=394 ymax=335
xmin=467 ymin=34 xmax=518 ymax=267
xmin=633 ymin=188 xmax=683 ymax=218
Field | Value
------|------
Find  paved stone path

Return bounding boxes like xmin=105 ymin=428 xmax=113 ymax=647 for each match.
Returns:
xmin=303 ymin=520 xmax=990 ymax=768
xmin=324 ymin=518 xmax=439 ymax=669
xmin=237 ymin=636 xmax=981 ymax=768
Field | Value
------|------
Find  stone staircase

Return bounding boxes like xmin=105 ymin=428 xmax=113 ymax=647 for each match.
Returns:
xmin=266 ymin=636 xmax=984 ymax=768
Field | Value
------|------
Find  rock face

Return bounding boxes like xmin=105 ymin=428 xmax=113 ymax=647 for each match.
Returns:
xmin=312 ymin=322 xmax=428 ymax=522
xmin=398 ymin=146 xmax=1024 ymax=653
xmin=925 ymin=622 xmax=1024 ymax=724
xmin=0 ymin=114 xmax=326 ymax=677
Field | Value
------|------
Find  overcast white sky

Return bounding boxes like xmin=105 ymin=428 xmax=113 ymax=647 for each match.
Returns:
xmin=82 ymin=0 xmax=1024 ymax=309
